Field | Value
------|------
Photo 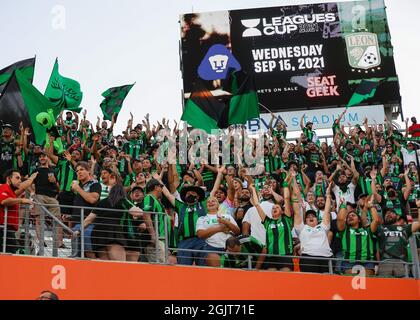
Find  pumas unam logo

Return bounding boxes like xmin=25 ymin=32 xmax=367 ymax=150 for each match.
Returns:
xmin=241 ymin=13 xmax=336 ymax=37
xmin=345 ymin=32 xmax=381 ymax=70
xmin=197 ymin=44 xmax=241 ymax=80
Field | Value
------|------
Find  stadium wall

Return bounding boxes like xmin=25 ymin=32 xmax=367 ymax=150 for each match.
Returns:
xmin=0 ymin=254 xmax=418 ymax=300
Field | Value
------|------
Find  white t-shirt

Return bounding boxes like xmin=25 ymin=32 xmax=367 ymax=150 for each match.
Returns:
xmin=242 ymin=201 xmax=273 ymax=245
xmin=333 ymin=182 xmax=356 ymax=204
xmin=293 ymin=222 xmax=332 ymax=257
xmin=401 ymin=147 xmax=417 ymax=166
xmin=196 ymin=213 xmax=238 ymax=249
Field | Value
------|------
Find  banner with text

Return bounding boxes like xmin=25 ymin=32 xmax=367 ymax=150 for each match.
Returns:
xmin=246 ymin=105 xmax=385 ymax=132
xmin=180 ymin=0 xmax=400 ymax=112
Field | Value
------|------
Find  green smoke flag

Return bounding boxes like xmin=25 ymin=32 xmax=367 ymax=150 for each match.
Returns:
xmin=181 ymin=80 xmax=227 ymax=134
xmin=0 ymin=57 xmax=35 ymax=93
xmin=100 ymin=84 xmax=134 ymax=121
xmin=227 ymin=71 xmax=260 ymax=125
xmin=44 ymin=59 xmax=83 ymax=115
xmin=346 ymin=79 xmax=381 ymax=108
xmin=0 ymin=69 xmax=51 ymax=144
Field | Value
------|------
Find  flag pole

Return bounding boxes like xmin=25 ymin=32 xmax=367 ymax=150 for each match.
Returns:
xmin=258 ymin=102 xmax=288 ymax=127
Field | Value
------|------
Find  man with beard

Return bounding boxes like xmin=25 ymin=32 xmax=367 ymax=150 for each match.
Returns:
xmin=329 ymin=157 xmax=359 ymax=204
xmin=141 ymin=178 xmax=168 ymax=263
xmin=375 ymin=204 xmax=420 ymax=277
xmin=47 ymin=145 xmax=81 ymax=224
xmin=233 ymin=188 xmax=253 ymax=230
xmin=32 ymin=151 xmax=64 ymax=249
xmin=0 ymin=124 xmax=17 ymax=183
xmin=376 ymin=169 xmax=412 ymax=219
xmin=154 ymin=167 xmax=225 ymax=266
xmin=357 ymin=162 xmax=387 ymax=198
xmin=0 ymin=169 xmax=37 ymax=253
xmin=300 ymin=115 xmax=319 ymax=146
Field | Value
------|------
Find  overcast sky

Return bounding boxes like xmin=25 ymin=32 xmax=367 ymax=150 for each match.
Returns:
xmin=1 ymin=0 xmax=418 ymax=134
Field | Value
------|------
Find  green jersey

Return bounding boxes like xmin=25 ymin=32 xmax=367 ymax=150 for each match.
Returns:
xmin=174 ymin=199 xmax=207 ymax=240
xmin=263 ymin=215 xmax=293 ymax=255
xmin=340 ymin=226 xmax=375 ymax=262
xmin=56 ymin=159 xmax=76 ymax=192
xmin=220 ymin=235 xmax=264 ymax=269
xmin=142 ymin=194 xmax=168 ymax=239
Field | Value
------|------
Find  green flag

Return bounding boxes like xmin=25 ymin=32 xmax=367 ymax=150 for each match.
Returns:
xmin=100 ymin=84 xmax=134 ymax=121
xmin=226 ymin=71 xmax=260 ymax=125
xmin=181 ymin=80 xmax=227 ymax=134
xmin=0 ymin=69 xmax=51 ymax=145
xmin=0 ymin=57 xmax=35 ymax=93
xmin=44 ymin=59 xmax=83 ymax=116
xmin=346 ymin=79 xmax=381 ymax=108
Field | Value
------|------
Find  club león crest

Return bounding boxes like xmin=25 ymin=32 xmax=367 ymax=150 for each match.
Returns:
xmin=345 ymin=32 xmax=381 ymax=70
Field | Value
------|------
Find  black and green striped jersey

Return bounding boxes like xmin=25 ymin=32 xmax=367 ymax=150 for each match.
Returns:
xmin=303 ymin=127 xmax=316 ymax=143
xmin=220 ymin=235 xmax=264 ymax=269
xmin=56 ymin=159 xmax=76 ymax=192
xmin=100 ymin=183 xmax=110 ymax=200
xmin=362 ymin=151 xmax=376 ymax=165
xmin=375 ymin=224 xmax=412 ymax=261
xmin=339 ymin=226 xmax=375 ymax=262
xmin=272 ymin=128 xmax=286 ymax=141
xmin=357 ymin=174 xmax=383 ymax=196
xmin=174 ymin=199 xmax=207 ymax=240
xmin=262 ymin=215 xmax=293 ymax=256
xmin=263 ymin=154 xmax=283 ymax=173
xmin=123 ymin=139 xmax=143 ymax=160
xmin=142 ymin=194 xmax=169 ymax=239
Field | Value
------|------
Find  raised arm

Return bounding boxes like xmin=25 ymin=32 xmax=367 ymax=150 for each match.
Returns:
xmin=152 ymin=173 xmax=176 ymax=207
xmin=403 ymin=168 xmax=412 ymax=201
xmin=209 ymin=166 xmax=225 ymax=198
xmin=250 ymin=184 xmax=266 ymax=222
xmin=336 ymin=197 xmax=347 ymax=232
xmin=367 ymin=196 xmax=380 ymax=233
xmin=322 ymin=182 xmax=333 ymax=227
xmin=300 ymin=114 xmax=306 ymax=130
xmin=167 ymin=163 xmax=180 ymax=194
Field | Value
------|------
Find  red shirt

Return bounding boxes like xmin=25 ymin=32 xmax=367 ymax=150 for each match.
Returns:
xmin=408 ymin=124 xmax=420 ymax=137
xmin=0 ymin=183 xmax=19 ymax=231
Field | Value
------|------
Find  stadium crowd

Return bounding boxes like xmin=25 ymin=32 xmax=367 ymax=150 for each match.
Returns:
xmin=0 ymin=109 xmax=419 ymax=277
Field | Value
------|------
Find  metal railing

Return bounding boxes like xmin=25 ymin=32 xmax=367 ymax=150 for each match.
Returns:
xmin=1 ymin=202 xmax=419 ymax=279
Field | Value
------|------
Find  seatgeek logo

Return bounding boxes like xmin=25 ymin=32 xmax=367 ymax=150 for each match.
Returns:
xmin=241 ymin=13 xmax=337 ymax=37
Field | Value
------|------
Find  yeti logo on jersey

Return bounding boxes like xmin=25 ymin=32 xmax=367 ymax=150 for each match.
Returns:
xmin=345 ymin=32 xmax=381 ymax=70
xmin=197 ymin=44 xmax=241 ymax=80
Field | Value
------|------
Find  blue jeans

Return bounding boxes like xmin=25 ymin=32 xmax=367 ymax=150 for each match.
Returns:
xmin=177 ymin=237 xmax=206 ymax=266
xmin=73 ymin=224 xmax=94 ymax=252
xmin=203 ymin=243 xmax=225 ymax=257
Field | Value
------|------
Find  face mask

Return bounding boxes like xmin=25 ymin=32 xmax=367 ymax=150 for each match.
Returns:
xmin=185 ymin=195 xmax=198 ymax=204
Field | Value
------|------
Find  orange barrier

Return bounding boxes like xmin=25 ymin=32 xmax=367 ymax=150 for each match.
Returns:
xmin=0 ymin=254 xmax=419 ymax=300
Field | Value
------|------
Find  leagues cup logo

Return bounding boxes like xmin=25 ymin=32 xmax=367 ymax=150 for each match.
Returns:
xmin=345 ymin=32 xmax=381 ymax=70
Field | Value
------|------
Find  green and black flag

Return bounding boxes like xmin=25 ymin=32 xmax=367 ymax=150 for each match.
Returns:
xmin=0 ymin=57 xmax=35 ymax=93
xmin=346 ymin=79 xmax=381 ymax=108
xmin=226 ymin=70 xmax=260 ymax=125
xmin=44 ymin=58 xmax=83 ymax=115
xmin=100 ymin=83 xmax=134 ymax=121
xmin=0 ymin=69 xmax=50 ymax=144
xmin=181 ymin=80 xmax=228 ymax=133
